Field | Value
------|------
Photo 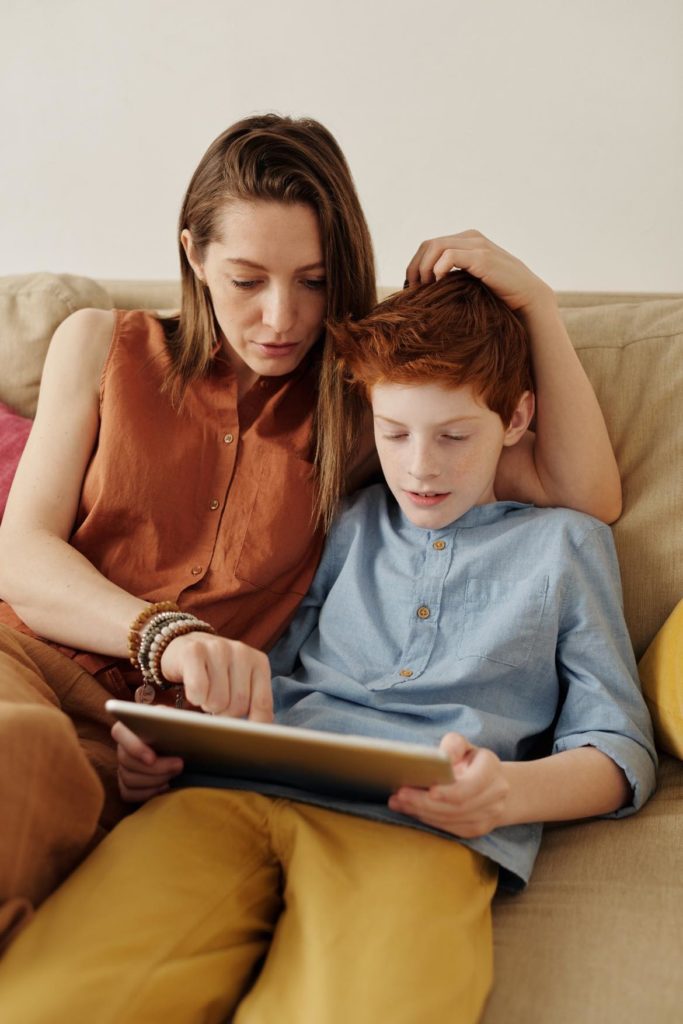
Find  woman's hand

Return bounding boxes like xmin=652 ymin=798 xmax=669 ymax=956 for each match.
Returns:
xmin=114 ymin=634 xmax=273 ymax=803
xmin=160 ymin=632 xmax=274 ymax=720
xmin=113 ymin=721 xmax=184 ymax=803
xmin=405 ymin=229 xmax=554 ymax=316
xmin=388 ymin=732 xmax=510 ymax=838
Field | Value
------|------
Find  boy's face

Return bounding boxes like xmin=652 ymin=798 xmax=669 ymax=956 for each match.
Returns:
xmin=371 ymin=381 xmax=530 ymax=530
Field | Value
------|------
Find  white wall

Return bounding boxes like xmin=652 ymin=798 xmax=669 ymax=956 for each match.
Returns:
xmin=1 ymin=0 xmax=681 ymax=291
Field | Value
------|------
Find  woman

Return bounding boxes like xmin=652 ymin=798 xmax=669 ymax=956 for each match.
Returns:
xmin=0 ymin=113 xmax=621 ymax=949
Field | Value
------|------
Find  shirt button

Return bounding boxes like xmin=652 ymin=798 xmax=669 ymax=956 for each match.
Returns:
xmin=432 ymin=540 xmax=446 ymax=551
xmin=191 ymin=565 xmax=203 ymax=576
xmin=417 ymin=605 xmax=431 ymax=619
xmin=223 ymin=433 xmax=234 ymax=444
xmin=209 ymin=499 xmax=220 ymax=511
xmin=399 ymin=668 xmax=414 ymax=678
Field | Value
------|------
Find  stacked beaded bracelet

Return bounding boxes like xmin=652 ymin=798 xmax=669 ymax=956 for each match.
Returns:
xmin=127 ymin=601 xmax=180 ymax=667
xmin=127 ymin=602 xmax=216 ymax=703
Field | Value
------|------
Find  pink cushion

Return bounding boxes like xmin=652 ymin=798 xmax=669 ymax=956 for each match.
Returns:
xmin=0 ymin=401 xmax=32 ymax=520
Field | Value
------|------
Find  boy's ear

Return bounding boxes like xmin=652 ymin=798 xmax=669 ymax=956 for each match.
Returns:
xmin=502 ymin=391 xmax=535 ymax=447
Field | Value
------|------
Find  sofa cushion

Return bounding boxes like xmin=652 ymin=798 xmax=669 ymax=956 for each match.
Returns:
xmin=0 ymin=273 xmax=113 ymax=419
xmin=638 ymin=599 xmax=683 ymax=759
xmin=484 ymin=754 xmax=683 ymax=1024
xmin=0 ymin=401 xmax=32 ymax=521
xmin=561 ymin=298 xmax=683 ymax=660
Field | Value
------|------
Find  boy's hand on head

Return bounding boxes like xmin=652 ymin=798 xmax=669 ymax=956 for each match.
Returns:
xmin=405 ymin=230 xmax=555 ymax=318
xmin=388 ymin=731 xmax=511 ymax=839
xmin=160 ymin=633 xmax=274 ymax=721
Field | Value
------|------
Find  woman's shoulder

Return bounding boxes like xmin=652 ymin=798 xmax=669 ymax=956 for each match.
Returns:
xmin=100 ymin=308 xmax=172 ymax=373
xmin=42 ymin=308 xmax=116 ymax=398
xmin=54 ymin=307 xmax=116 ymax=349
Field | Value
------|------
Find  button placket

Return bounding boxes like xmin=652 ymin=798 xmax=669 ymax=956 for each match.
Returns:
xmin=389 ymin=531 xmax=454 ymax=685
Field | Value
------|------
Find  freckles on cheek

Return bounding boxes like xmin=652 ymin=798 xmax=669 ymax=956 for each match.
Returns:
xmin=454 ymin=449 xmax=481 ymax=477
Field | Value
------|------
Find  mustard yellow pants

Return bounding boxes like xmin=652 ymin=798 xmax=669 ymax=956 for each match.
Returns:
xmin=0 ymin=788 xmax=498 ymax=1024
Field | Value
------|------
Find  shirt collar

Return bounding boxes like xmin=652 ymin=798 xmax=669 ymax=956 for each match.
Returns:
xmin=396 ymin=500 xmax=533 ymax=536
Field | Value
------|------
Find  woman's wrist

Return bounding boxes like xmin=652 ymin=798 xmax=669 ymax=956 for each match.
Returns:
xmin=516 ymin=281 xmax=559 ymax=325
xmin=127 ymin=602 xmax=216 ymax=705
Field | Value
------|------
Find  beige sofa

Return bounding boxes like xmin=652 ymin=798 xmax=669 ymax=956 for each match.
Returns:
xmin=0 ymin=273 xmax=681 ymax=1022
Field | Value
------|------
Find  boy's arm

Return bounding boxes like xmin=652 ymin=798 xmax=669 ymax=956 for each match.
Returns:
xmin=501 ymin=746 xmax=632 ymax=825
xmin=542 ymin=522 xmax=657 ymax=810
xmin=405 ymin=231 xmax=622 ymax=523
xmin=390 ymin=737 xmax=631 ymax=839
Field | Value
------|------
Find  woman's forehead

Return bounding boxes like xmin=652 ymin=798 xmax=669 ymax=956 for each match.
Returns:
xmin=209 ymin=199 xmax=323 ymax=266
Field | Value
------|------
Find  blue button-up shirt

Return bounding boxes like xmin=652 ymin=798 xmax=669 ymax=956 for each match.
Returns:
xmin=185 ymin=485 xmax=657 ymax=890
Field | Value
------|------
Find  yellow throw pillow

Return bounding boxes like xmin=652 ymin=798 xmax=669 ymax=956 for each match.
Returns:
xmin=638 ymin=599 xmax=683 ymax=759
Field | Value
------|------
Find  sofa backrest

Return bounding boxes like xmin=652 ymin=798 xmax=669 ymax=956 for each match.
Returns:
xmin=559 ymin=297 xmax=682 ymax=658
xmin=0 ymin=273 xmax=681 ymax=659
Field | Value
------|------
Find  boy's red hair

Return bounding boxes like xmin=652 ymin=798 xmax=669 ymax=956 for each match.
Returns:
xmin=328 ymin=271 xmax=533 ymax=425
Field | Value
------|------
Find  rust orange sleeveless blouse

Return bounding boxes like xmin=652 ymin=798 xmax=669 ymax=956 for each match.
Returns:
xmin=0 ymin=310 xmax=326 ymax=688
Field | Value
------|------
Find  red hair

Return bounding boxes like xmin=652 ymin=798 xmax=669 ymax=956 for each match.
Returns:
xmin=328 ymin=271 xmax=533 ymax=425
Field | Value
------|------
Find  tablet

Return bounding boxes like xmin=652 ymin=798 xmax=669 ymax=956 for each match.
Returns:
xmin=106 ymin=699 xmax=453 ymax=802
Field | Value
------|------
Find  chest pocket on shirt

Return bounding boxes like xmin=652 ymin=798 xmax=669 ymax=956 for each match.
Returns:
xmin=234 ymin=450 xmax=321 ymax=597
xmin=458 ymin=576 xmax=549 ymax=668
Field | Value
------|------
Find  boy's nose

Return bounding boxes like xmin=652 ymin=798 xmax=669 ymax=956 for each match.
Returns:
xmin=408 ymin=447 xmax=440 ymax=481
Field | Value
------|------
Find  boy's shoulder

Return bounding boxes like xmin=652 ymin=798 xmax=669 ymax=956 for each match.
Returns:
xmin=511 ymin=503 xmax=613 ymax=546
xmin=339 ymin=481 xmax=389 ymax=518
xmin=329 ymin=483 xmax=392 ymax=544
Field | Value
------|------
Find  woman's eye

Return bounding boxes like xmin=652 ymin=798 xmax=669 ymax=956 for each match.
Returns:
xmin=386 ymin=433 xmax=408 ymax=441
xmin=444 ymin=435 xmax=467 ymax=442
xmin=303 ymin=278 xmax=327 ymax=290
xmin=231 ymin=279 xmax=259 ymax=290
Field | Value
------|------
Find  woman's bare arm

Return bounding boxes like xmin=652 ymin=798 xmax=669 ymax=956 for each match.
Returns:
xmin=0 ymin=309 xmax=276 ymax=724
xmin=0 ymin=308 xmax=146 ymax=655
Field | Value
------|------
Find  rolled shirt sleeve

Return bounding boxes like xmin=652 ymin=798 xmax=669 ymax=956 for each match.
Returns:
xmin=552 ymin=523 xmax=657 ymax=815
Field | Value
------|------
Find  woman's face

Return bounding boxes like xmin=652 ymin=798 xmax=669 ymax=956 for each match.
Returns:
xmin=182 ymin=199 xmax=327 ymax=394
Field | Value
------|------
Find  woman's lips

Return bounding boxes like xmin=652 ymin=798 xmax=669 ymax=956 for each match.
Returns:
xmin=252 ymin=341 xmax=299 ymax=358
xmin=405 ymin=491 xmax=450 ymax=507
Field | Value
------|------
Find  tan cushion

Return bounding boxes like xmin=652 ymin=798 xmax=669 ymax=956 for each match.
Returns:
xmin=0 ymin=273 xmax=113 ymax=418
xmin=561 ymin=298 xmax=683 ymax=659
xmin=484 ymin=755 xmax=683 ymax=1024
xmin=95 ymin=278 xmax=180 ymax=312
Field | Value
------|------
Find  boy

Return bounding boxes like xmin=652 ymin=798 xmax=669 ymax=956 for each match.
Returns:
xmin=0 ymin=273 xmax=656 ymax=1024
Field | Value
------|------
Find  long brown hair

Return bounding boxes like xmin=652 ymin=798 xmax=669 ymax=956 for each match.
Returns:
xmin=164 ymin=114 xmax=376 ymax=527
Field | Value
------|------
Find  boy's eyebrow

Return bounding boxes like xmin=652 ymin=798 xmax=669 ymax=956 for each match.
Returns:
xmin=223 ymin=258 xmax=326 ymax=273
xmin=373 ymin=414 xmax=481 ymax=427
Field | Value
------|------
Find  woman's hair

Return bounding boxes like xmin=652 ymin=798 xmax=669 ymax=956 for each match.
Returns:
xmin=328 ymin=272 xmax=533 ymax=427
xmin=164 ymin=113 xmax=376 ymax=526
